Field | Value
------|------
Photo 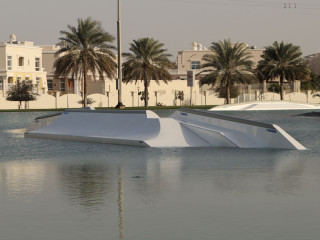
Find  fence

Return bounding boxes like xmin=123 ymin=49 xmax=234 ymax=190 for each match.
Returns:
xmin=0 ymin=80 xmax=319 ymax=110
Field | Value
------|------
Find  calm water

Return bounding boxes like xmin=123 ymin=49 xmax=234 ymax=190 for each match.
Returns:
xmin=0 ymin=110 xmax=320 ymax=240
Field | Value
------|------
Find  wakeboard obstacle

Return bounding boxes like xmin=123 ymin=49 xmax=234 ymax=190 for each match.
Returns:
xmin=25 ymin=108 xmax=306 ymax=150
xmin=210 ymin=101 xmax=320 ymax=111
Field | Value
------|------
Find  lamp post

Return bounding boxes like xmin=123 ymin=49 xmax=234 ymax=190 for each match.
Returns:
xmin=116 ymin=0 xmax=124 ymax=108
xmin=189 ymin=54 xmax=196 ymax=106
xmin=137 ymin=86 xmax=140 ymax=107
xmin=272 ymin=86 xmax=275 ymax=101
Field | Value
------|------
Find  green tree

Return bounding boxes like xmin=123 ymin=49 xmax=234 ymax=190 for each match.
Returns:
xmin=6 ymin=80 xmax=38 ymax=109
xmin=301 ymin=71 xmax=320 ymax=92
xmin=216 ymin=85 xmax=240 ymax=99
xmin=177 ymin=91 xmax=184 ymax=105
xmin=268 ymin=83 xmax=281 ymax=94
xmin=138 ymin=90 xmax=149 ymax=101
xmin=54 ymin=17 xmax=117 ymax=107
xmin=199 ymin=39 xmax=254 ymax=104
xmin=122 ymin=38 xmax=173 ymax=107
xmin=257 ymin=41 xmax=310 ymax=100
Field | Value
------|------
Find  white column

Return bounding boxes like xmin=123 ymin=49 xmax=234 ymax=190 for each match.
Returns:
xmin=3 ymin=76 xmax=8 ymax=96
xmin=74 ymin=79 xmax=79 ymax=94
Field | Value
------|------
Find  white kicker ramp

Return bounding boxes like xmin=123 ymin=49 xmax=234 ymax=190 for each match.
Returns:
xmin=25 ymin=108 xmax=306 ymax=150
xmin=210 ymin=101 xmax=320 ymax=111
xmin=170 ymin=109 xmax=305 ymax=149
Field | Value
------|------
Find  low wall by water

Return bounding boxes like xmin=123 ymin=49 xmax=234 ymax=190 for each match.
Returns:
xmin=235 ymin=91 xmax=320 ymax=104
xmin=0 ymin=80 xmax=225 ymax=109
xmin=0 ymin=79 xmax=319 ymax=110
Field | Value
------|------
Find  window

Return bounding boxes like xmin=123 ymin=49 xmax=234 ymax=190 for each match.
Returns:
xmin=35 ymin=58 xmax=40 ymax=71
xmin=60 ymin=79 xmax=65 ymax=92
xmin=17 ymin=77 xmax=21 ymax=83
xmin=8 ymin=77 xmax=14 ymax=84
xmin=0 ymin=79 xmax=3 ymax=90
xmin=7 ymin=56 xmax=12 ymax=70
xmin=191 ymin=61 xmax=201 ymax=70
xmin=19 ymin=57 xmax=24 ymax=66
xmin=47 ymin=79 xmax=53 ymax=90
xmin=36 ymin=77 xmax=41 ymax=85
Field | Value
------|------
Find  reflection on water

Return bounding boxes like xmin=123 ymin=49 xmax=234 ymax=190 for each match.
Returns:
xmin=3 ymin=129 xmax=26 ymax=138
xmin=0 ymin=161 xmax=45 ymax=200
xmin=118 ymin=167 xmax=124 ymax=240
xmin=59 ymin=164 xmax=113 ymax=210
xmin=271 ymin=153 xmax=306 ymax=195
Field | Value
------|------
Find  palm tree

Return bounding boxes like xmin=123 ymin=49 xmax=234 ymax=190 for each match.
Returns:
xmin=199 ymin=39 xmax=254 ymax=104
xmin=54 ymin=17 xmax=117 ymax=107
xmin=257 ymin=41 xmax=310 ymax=100
xmin=122 ymin=38 xmax=173 ymax=107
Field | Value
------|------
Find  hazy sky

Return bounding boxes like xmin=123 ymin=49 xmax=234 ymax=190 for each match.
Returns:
xmin=1 ymin=0 xmax=320 ymax=58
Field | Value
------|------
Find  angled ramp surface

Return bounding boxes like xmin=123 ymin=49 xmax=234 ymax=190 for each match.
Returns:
xmin=25 ymin=108 xmax=306 ymax=149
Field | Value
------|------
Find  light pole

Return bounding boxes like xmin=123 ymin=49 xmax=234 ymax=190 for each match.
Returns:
xmin=66 ymin=79 xmax=69 ymax=108
xmin=137 ymin=86 xmax=140 ymax=107
xmin=272 ymin=86 xmax=275 ymax=101
xmin=116 ymin=0 xmax=124 ymax=108
xmin=189 ymin=54 xmax=196 ymax=106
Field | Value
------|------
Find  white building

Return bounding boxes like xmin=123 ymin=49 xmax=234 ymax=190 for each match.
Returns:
xmin=0 ymin=34 xmax=47 ymax=96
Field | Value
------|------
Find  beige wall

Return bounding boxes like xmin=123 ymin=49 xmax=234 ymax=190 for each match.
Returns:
xmin=5 ymin=44 xmax=42 ymax=73
xmin=177 ymin=50 xmax=211 ymax=73
xmin=250 ymin=49 xmax=264 ymax=67
xmin=1 ymin=78 xmax=318 ymax=110
xmin=0 ymin=46 xmax=6 ymax=70
xmin=42 ymin=46 xmax=57 ymax=74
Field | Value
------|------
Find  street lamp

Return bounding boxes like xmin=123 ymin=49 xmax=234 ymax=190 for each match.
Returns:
xmin=188 ymin=54 xmax=196 ymax=106
xmin=116 ymin=0 xmax=124 ymax=108
xmin=137 ymin=86 xmax=140 ymax=107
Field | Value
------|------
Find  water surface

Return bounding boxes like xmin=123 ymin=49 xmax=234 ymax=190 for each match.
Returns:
xmin=1 ymin=110 xmax=320 ymax=240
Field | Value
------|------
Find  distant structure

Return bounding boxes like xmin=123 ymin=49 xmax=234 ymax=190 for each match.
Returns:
xmin=192 ymin=41 xmax=206 ymax=51
xmin=175 ymin=41 xmax=263 ymax=74
xmin=9 ymin=33 xmax=16 ymax=43
xmin=0 ymin=34 xmax=47 ymax=96
xmin=305 ymin=53 xmax=320 ymax=75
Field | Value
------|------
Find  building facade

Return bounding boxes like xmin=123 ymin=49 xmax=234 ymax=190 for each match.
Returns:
xmin=0 ymin=34 xmax=47 ymax=96
xmin=41 ymin=45 xmax=109 ymax=96
xmin=176 ymin=41 xmax=264 ymax=73
xmin=172 ymin=41 xmax=266 ymax=96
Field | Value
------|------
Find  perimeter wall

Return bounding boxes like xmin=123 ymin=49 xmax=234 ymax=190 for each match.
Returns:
xmin=0 ymin=80 xmax=319 ymax=109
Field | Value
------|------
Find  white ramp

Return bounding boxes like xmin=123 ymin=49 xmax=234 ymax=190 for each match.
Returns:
xmin=25 ymin=108 xmax=306 ymax=149
xmin=210 ymin=101 xmax=320 ymax=111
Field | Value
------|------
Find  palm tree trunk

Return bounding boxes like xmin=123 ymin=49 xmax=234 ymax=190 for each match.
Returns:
xmin=144 ymin=79 xmax=148 ymax=107
xmin=280 ymin=76 xmax=284 ymax=100
xmin=226 ymin=79 xmax=231 ymax=104
xmin=83 ymin=63 xmax=87 ymax=108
